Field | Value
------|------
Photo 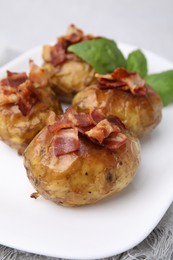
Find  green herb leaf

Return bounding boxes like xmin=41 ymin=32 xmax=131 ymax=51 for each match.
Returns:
xmin=68 ymin=38 xmax=126 ymax=74
xmin=127 ymin=49 xmax=148 ymax=77
xmin=145 ymin=70 xmax=173 ymax=106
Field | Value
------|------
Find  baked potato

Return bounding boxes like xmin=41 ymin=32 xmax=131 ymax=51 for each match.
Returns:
xmin=73 ymin=68 xmax=162 ymax=138
xmin=0 ymin=61 xmax=62 ymax=154
xmin=42 ymin=24 xmax=96 ymax=102
xmin=24 ymin=108 xmax=140 ymax=206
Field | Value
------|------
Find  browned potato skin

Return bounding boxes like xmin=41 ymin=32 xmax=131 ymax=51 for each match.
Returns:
xmin=72 ymin=85 xmax=162 ymax=138
xmin=43 ymin=60 xmax=96 ymax=103
xmin=0 ymin=88 xmax=62 ymax=154
xmin=24 ymin=127 xmax=140 ymax=206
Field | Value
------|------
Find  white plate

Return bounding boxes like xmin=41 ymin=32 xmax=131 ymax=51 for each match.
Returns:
xmin=0 ymin=43 xmax=173 ymax=259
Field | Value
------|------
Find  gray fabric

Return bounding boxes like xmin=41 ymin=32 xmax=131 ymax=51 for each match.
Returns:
xmin=0 ymin=202 xmax=173 ymax=260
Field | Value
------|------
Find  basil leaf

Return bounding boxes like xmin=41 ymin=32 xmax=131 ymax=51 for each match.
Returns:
xmin=145 ymin=70 xmax=173 ymax=106
xmin=127 ymin=49 xmax=148 ymax=77
xmin=68 ymin=38 xmax=126 ymax=74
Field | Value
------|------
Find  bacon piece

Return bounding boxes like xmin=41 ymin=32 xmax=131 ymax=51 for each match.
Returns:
xmin=90 ymin=109 xmax=105 ymax=124
xmin=0 ymin=62 xmax=47 ymax=115
xmin=121 ymin=73 xmax=147 ymax=96
xmin=17 ymin=82 xmax=39 ymax=116
xmin=74 ymin=113 xmax=93 ymax=127
xmin=65 ymin=107 xmax=93 ymax=127
xmin=1 ymin=71 xmax=28 ymax=87
xmin=29 ymin=60 xmax=48 ymax=87
xmin=96 ymin=68 xmax=146 ymax=96
xmin=0 ymin=85 xmax=18 ymax=105
xmin=66 ymin=24 xmax=84 ymax=41
xmin=98 ymin=79 xmax=126 ymax=89
xmin=107 ymin=116 xmax=126 ymax=131
xmin=102 ymin=132 xmax=127 ymax=150
xmin=65 ymin=33 xmax=82 ymax=44
xmin=82 ymin=112 xmax=127 ymax=150
xmin=0 ymin=93 xmax=18 ymax=106
xmin=85 ymin=119 xmax=118 ymax=144
xmin=63 ymin=108 xmax=105 ymax=128
xmin=0 ymin=71 xmax=28 ymax=104
xmin=58 ymin=24 xmax=88 ymax=48
xmin=53 ymin=128 xmax=80 ymax=156
xmin=50 ymin=43 xmax=66 ymax=66
xmin=111 ymin=68 xmax=130 ymax=78
xmin=60 ymin=27 xmax=83 ymax=46
xmin=48 ymin=117 xmax=72 ymax=134
xmin=48 ymin=108 xmax=94 ymax=134
xmin=48 ymin=108 xmax=127 ymax=156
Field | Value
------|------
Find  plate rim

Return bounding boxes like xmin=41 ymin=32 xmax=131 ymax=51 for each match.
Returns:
xmin=0 ymin=42 xmax=173 ymax=259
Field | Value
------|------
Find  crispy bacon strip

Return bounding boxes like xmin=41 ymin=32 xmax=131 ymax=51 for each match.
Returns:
xmin=42 ymin=24 xmax=97 ymax=66
xmin=107 ymin=116 xmax=125 ymax=131
xmin=65 ymin=24 xmax=84 ymax=43
xmin=85 ymin=119 xmax=119 ymax=144
xmin=53 ymin=128 xmax=80 ymax=156
xmin=48 ymin=108 xmax=127 ymax=156
xmin=121 ymin=73 xmax=147 ymax=96
xmin=0 ymin=85 xmax=18 ymax=106
xmin=50 ymin=43 xmax=66 ymax=66
xmin=48 ymin=108 xmax=93 ymax=134
xmin=90 ymin=109 xmax=105 ymax=124
xmin=96 ymin=68 xmax=147 ymax=96
xmin=1 ymin=71 xmax=28 ymax=87
xmin=17 ymin=82 xmax=39 ymax=116
xmin=0 ymin=62 xmax=45 ymax=115
xmin=65 ymin=107 xmax=94 ymax=127
xmin=48 ymin=117 xmax=73 ymax=134
xmin=48 ymin=107 xmax=105 ymax=133
xmin=102 ymin=132 xmax=127 ymax=150
xmin=29 ymin=60 xmax=48 ymax=87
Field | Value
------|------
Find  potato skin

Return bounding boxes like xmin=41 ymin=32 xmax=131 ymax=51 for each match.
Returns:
xmin=72 ymin=85 xmax=162 ymax=138
xmin=24 ymin=126 xmax=140 ymax=206
xmin=0 ymin=88 xmax=62 ymax=154
xmin=43 ymin=60 xmax=95 ymax=103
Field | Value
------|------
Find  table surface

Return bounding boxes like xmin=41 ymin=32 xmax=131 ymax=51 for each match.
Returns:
xmin=0 ymin=0 xmax=173 ymax=259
